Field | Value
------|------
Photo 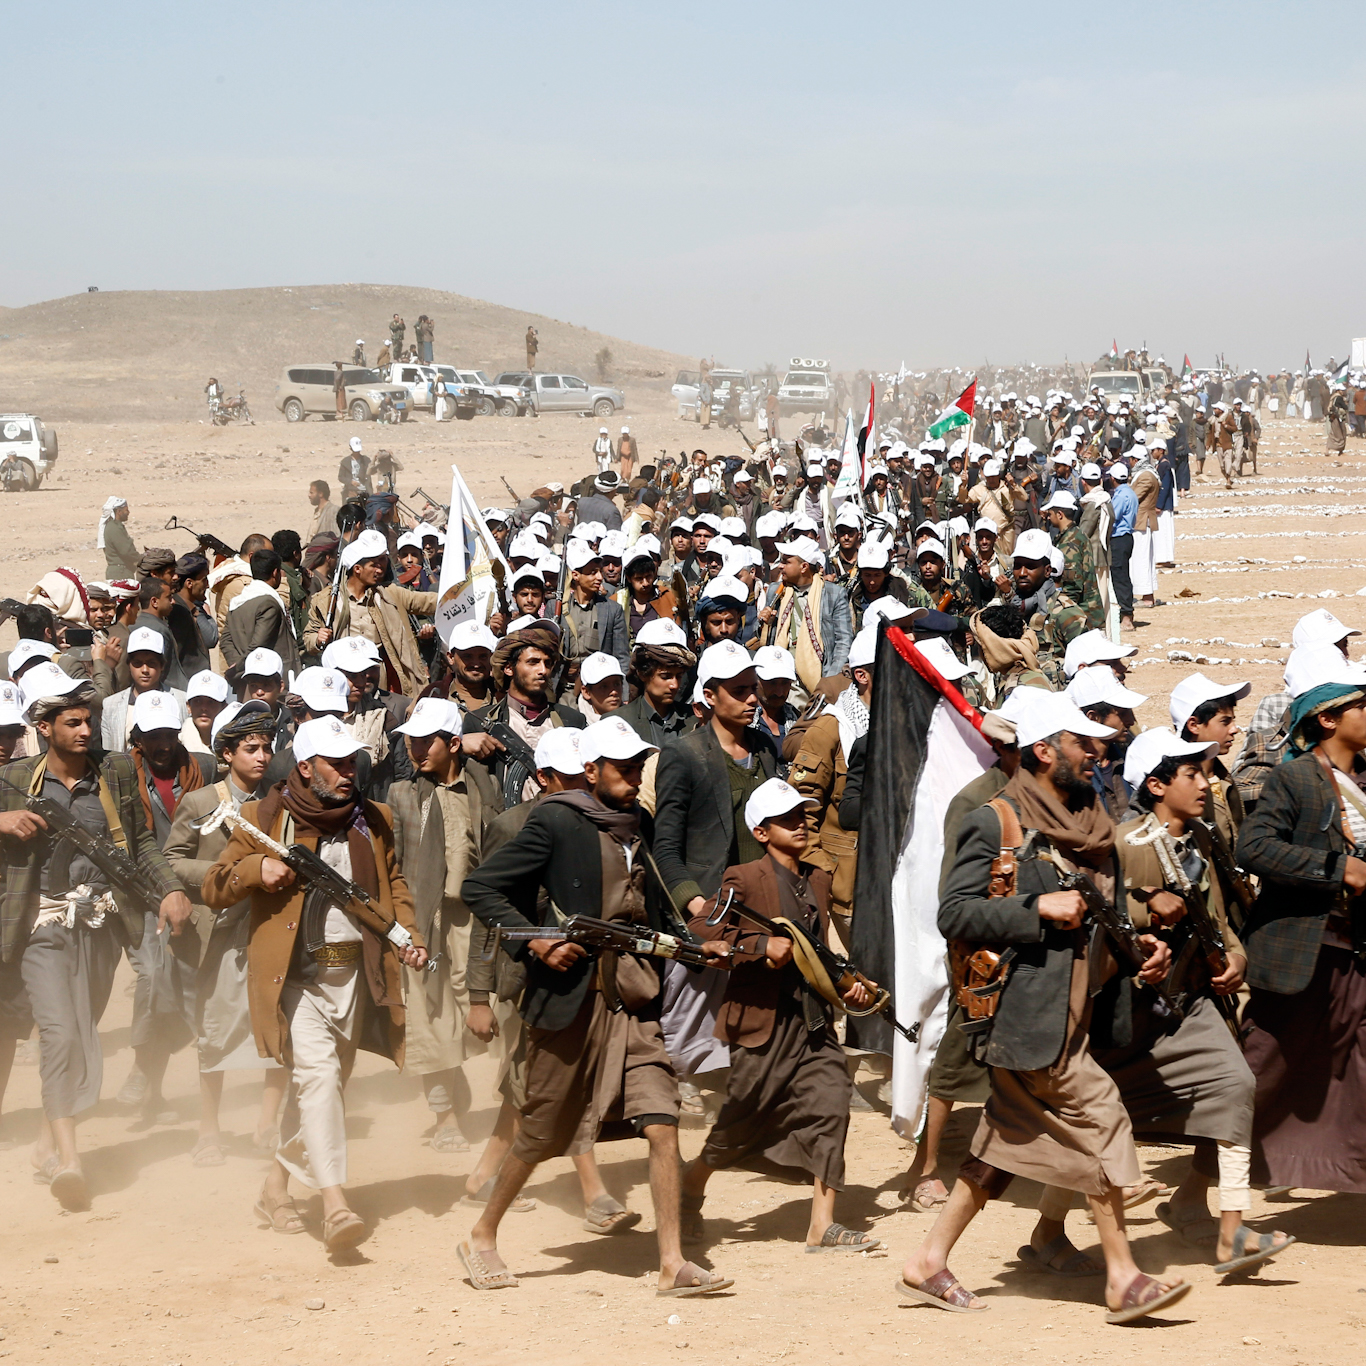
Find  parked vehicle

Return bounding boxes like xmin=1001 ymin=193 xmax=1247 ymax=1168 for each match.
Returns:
xmin=1085 ymin=369 xmax=1147 ymax=404
xmin=526 ymin=372 xmax=624 ymax=417
xmin=0 ymin=414 xmax=58 ymax=491
xmin=273 ymin=366 xmax=410 ymax=422
xmin=777 ymin=358 xmax=834 ymax=415
xmin=672 ymin=369 xmax=700 ymax=417
xmin=490 ymin=372 xmax=539 ymax=416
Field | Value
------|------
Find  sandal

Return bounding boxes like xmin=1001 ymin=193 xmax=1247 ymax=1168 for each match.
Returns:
xmin=458 ymin=1176 xmax=536 ymax=1214
xmin=807 ymin=1223 xmax=882 ymax=1253
xmin=1155 ymin=1201 xmax=1220 ymax=1247
xmin=31 ymin=1152 xmax=60 ymax=1186
xmin=1104 ymin=1272 xmax=1191 ymax=1324
xmin=252 ymin=1128 xmax=280 ymax=1154
xmin=49 ymin=1164 xmax=89 ymax=1211
xmin=322 ymin=1207 xmax=369 ymax=1253
xmin=1017 ymin=1234 xmax=1104 ymax=1278
xmin=191 ymin=1136 xmax=227 ymax=1168
xmin=657 ymin=1261 xmax=734 ymax=1297
xmin=458 ymin=1239 xmax=518 ymax=1290
xmin=895 ymin=1268 xmax=986 ymax=1313
xmin=429 ymin=1126 xmax=469 ymax=1154
xmin=907 ymin=1178 xmax=950 ymax=1212
xmin=681 ymin=1192 xmax=706 ymax=1245
xmin=1123 ymin=1178 xmax=1173 ymax=1209
xmin=583 ymin=1194 xmax=642 ymax=1235
xmin=253 ymin=1190 xmax=306 ymax=1235
xmin=1215 ymin=1227 xmax=1295 ymax=1276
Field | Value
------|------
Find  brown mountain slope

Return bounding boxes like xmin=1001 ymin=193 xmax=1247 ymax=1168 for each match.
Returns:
xmin=0 ymin=284 xmax=690 ymax=421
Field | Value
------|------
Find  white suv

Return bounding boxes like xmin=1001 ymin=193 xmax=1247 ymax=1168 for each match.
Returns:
xmin=778 ymin=358 xmax=834 ymax=415
xmin=0 ymin=414 xmax=58 ymax=491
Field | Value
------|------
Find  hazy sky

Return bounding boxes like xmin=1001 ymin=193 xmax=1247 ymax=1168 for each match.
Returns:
xmin=7 ymin=2 xmax=1365 ymax=372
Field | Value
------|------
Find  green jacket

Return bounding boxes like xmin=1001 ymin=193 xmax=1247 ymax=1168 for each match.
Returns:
xmin=1056 ymin=524 xmax=1104 ymax=630
xmin=1034 ymin=589 xmax=1089 ymax=687
xmin=0 ymin=753 xmax=184 ymax=963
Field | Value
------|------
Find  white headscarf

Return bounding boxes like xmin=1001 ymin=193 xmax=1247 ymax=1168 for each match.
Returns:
xmin=96 ymin=496 xmax=126 ymax=550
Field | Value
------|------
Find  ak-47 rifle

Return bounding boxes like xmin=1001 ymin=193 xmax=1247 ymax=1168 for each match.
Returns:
xmin=0 ymin=774 xmax=163 ymax=912
xmin=0 ymin=598 xmax=27 ymax=631
xmin=1192 ymin=816 xmax=1256 ymax=926
xmin=736 ymin=426 xmax=757 ymax=454
xmin=1044 ymin=856 xmax=1186 ymax=1022
xmin=500 ymin=476 xmax=521 ymax=506
xmin=195 ymin=803 xmax=439 ymax=972
xmin=324 ymin=501 xmax=366 ymax=635
xmin=705 ymin=887 xmax=919 ymax=1042
xmin=164 ymin=516 xmax=235 ymax=563
xmin=489 ymin=914 xmax=719 ymax=970
xmin=410 ymin=486 xmax=451 ymax=528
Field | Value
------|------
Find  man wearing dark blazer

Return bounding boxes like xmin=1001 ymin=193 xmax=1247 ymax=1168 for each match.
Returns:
xmin=460 ymin=715 xmax=733 ymax=1298
xmin=1237 ymin=660 xmax=1366 ymax=1194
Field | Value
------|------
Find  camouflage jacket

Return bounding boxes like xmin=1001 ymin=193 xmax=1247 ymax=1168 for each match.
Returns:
xmin=1056 ymin=525 xmax=1104 ymax=630
xmin=1030 ymin=589 xmax=1088 ymax=687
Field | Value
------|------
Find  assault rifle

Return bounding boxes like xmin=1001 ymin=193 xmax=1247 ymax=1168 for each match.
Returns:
xmin=194 ymin=804 xmax=438 ymax=972
xmin=706 ymin=887 xmax=920 ymax=1042
xmin=0 ymin=774 xmax=163 ymax=913
xmin=500 ymin=476 xmax=521 ymax=506
xmin=1048 ymin=861 xmax=1186 ymax=1022
xmin=1173 ymin=887 xmax=1239 ymax=1029
xmin=490 ymin=914 xmax=719 ymax=969
xmin=0 ymin=599 xmax=27 ymax=631
xmin=1192 ymin=816 xmax=1256 ymax=925
xmin=671 ymin=570 xmax=694 ymax=648
xmin=164 ymin=516 xmax=235 ymax=562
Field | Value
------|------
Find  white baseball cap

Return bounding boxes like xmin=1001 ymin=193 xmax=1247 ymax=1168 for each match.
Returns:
xmin=634 ymin=618 xmax=688 ymax=649
xmin=864 ymin=597 xmax=924 ymax=628
xmin=0 ymin=680 xmax=25 ymax=726
xmin=449 ymin=621 xmax=498 ymax=653
xmin=733 ymin=469 xmax=753 ymax=484
xmin=692 ymin=477 xmax=712 ymax=494
xmin=580 ymin=652 xmax=624 ymax=686
xmin=693 ymin=513 xmax=723 ymax=533
xmin=699 ymin=574 xmax=748 ymax=605
xmin=972 ymin=518 xmax=999 ymax=537
xmin=1066 ymin=664 xmax=1148 ymax=711
xmin=19 ymin=662 xmax=85 ymax=722
xmin=1040 ymin=491 xmax=1078 ymax=513
xmin=981 ymin=459 xmax=1002 ymax=477
xmin=847 ymin=630 xmax=879 ymax=670
xmin=395 ymin=697 xmax=464 ymax=737
xmin=1080 ymin=462 xmax=1103 ymax=482
xmin=1292 ymin=608 xmax=1360 ymax=650
xmin=669 ymin=514 xmax=695 ymax=533
xmin=1108 ymin=463 xmax=1129 ymax=482
xmin=755 ymin=511 xmax=786 ymax=539
xmin=744 ymin=777 xmax=817 ymax=832
xmin=566 ymin=540 xmax=601 ymax=571
xmin=509 ymin=530 xmax=544 ymax=559
xmin=348 ymin=436 xmax=363 ymax=453
xmin=598 ymin=530 xmax=627 ymax=560
xmin=533 ymin=726 xmax=584 ymax=775
xmin=511 ymin=565 xmax=547 ymax=592
xmin=242 ymin=647 xmax=284 ymax=679
xmin=1122 ymin=727 xmax=1218 ymax=791
xmin=293 ymin=715 xmax=364 ymax=762
xmin=915 ymin=635 xmax=972 ymax=681
xmin=322 ymin=637 xmax=382 ymax=672
xmin=835 ymin=503 xmax=864 ymax=530
xmin=1063 ymin=629 xmax=1138 ymax=677
xmin=856 ymin=540 xmax=890 ymax=570
xmin=578 ymin=715 xmax=657 ymax=764
xmin=1010 ymin=528 xmax=1054 ymax=564
xmin=718 ymin=517 xmax=747 ymax=539
xmin=8 ymin=640 xmax=57 ymax=674
xmin=915 ymin=538 xmax=947 ymax=562
xmin=340 ymin=528 xmax=388 ymax=571
xmin=1284 ymin=641 xmax=1366 ymax=699
xmin=186 ymin=669 xmax=232 ymax=703
xmin=1169 ymin=672 xmax=1251 ymax=733
xmin=697 ymin=640 xmax=757 ymax=686
xmin=752 ymin=645 xmax=797 ymax=681
xmin=127 ymin=626 xmax=165 ymax=656
xmin=1015 ymin=692 xmax=1117 ymax=748
xmin=776 ymin=536 xmax=823 ymax=567
xmin=292 ymin=666 xmax=350 ymax=714
xmin=131 ymin=690 xmax=182 ymax=734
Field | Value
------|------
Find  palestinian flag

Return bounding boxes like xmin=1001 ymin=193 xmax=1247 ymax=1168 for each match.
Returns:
xmin=1181 ymin=354 xmax=1193 ymax=378
xmin=1110 ymin=339 xmax=1120 ymax=359
xmin=847 ymin=624 xmax=995 ymax=1136
xmin=927 ymin=378 xmax=977 ymax=441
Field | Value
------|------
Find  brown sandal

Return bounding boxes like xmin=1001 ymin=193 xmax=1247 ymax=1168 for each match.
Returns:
xmin=896 ymin=1269 xmax=986 ymax=1313
xmin=458 ymin=1239 xmax=518 ymax=1290
xmin=583 ymin=1194 xmax=642 ymax=1235
xmin=253 ymin=1190 xmax=306 ymax=1235
xmin=657 ymin=1261 xmax=734 ymax=1297
xmin=1104 ymin=1273 xmax=1191 ymax=1324
xmin=322 ymin=1208 xmax=369 ymax=1252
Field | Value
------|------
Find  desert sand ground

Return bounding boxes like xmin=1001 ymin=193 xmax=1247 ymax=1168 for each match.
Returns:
xmin=0 ymin=392 xmax=1363 ymax=1366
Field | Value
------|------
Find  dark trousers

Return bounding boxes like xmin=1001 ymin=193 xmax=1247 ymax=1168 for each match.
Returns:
xmin=1110 ymin=533 xmax=1134 ymax=615
xmin=1174 ymin=455 xmax=1190 ymax=492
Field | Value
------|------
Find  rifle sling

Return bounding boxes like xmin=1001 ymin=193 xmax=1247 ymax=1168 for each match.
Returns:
xmin=28 ymin=756 xmax=129 ymax=854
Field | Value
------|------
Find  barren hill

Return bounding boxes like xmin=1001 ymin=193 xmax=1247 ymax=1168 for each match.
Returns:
xmin=0 ymin=284 xmax=690 ymax=422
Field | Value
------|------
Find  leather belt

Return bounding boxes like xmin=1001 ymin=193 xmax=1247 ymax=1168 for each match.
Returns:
xmin=313 ymin=941 xmax=362 ymax=967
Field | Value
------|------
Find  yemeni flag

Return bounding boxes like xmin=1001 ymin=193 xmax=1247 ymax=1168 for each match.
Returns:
xmin=1181 ymin=354 xmax=1193 ymax=378
xmin=856 ymin=382 xmax=875 ymax=485
xmin=1110 ymin=339 xmax=1120 ymax=360
xmin=927 ymin=377 xmax=977 ymax=441
xmin=847 ymin=624 xmax=995 ymax=1136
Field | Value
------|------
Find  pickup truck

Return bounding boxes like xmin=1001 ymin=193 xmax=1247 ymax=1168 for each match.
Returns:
xmin=524 ymin=373 xmax=625 ymax=417
xmin=0 ymin=414 xmax=58 ymax=491
xmin=1085 ymin=369 xmax=1148 ymax=405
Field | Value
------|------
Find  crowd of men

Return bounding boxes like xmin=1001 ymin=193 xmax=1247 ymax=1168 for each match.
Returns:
xmin=0 ymin=383 xmax=1360 ymax=1322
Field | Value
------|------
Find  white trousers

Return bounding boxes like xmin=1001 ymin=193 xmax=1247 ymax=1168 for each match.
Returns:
xmin=1130 ymin=529 xmax=1157 ymax=597
xmin=1155 ymin=509 xmax=1176 ymax=565
xmin=276 ymin=968 xmax=358 ymax=1189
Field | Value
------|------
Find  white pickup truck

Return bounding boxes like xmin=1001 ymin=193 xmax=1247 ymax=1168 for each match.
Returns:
xmin=0 ymin=414 xmax=58 ymax=491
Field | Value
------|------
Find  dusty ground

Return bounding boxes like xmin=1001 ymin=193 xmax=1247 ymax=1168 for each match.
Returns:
xmin=0 ymin=401 xmax=1364 ymax=1365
